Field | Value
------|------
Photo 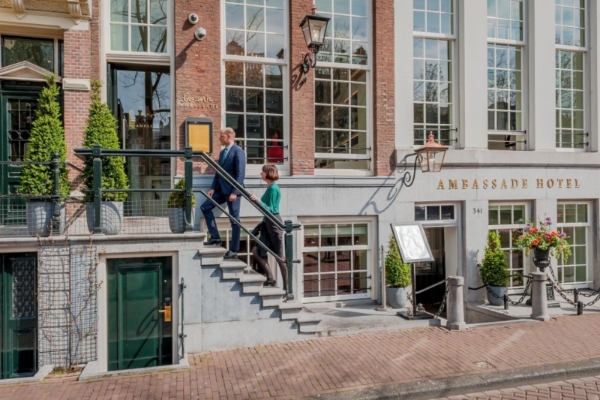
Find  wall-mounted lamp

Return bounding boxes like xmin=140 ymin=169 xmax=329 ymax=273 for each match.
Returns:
xmin=403 ymin=132 xmax=448 ymax=187
xmin=299 ymin=7 xmax=330 ymax=82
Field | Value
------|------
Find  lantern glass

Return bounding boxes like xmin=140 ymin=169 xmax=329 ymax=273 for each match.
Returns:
xmin=300 ymin=15 xmax=330 ymax=49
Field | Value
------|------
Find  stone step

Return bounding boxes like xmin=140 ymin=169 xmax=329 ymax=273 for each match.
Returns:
xmin=297 ymin=315 xmax=322 ymax=333
xmin=240 ymin=272 xmax=267 ymax=294
xmin=220 ymin=259 xmax=247 ymax=280
xmin=259 ymin=287 xmax=287 ymax=307
xmin=279 ymin=301 xmax=304 ymax=321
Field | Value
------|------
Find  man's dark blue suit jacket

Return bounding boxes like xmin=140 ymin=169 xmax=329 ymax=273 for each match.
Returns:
xmin=211 ymin=144 xmax=246 ymax=196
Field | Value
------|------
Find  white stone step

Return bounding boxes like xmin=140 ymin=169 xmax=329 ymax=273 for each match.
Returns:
xmin=278 ymin=301 xmax=304 ymax=320
xmin=220 ymin=259 xmax=247 ymax=279
xmin=297 ymin=315 xmax=322 ymax=333
xmin=259 ymin=287 xmax=287 ymax=307
xmin=239 ymin=272 xmax=266 ymax=293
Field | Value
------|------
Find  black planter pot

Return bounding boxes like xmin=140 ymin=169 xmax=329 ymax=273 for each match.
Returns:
xmin=532 ymin=248 xmax=550 ymax=271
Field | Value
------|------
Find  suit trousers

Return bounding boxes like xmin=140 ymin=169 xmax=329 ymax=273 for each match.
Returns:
xmin=201 ymin=191 xmax=242 ymax=252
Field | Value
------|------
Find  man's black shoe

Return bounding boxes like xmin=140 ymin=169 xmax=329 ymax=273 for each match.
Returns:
xmin=204 ymin=238 xmax=222 ymax=246
xmin=224 ymin=250 xmax=238 ymax=260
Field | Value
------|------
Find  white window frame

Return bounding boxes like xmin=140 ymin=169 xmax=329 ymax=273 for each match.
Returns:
xmin=486 ymin=0 xmax=528 ymax=150
xmin=556 ymin=202 xmax=592 ymax=287
xmin=414 ymin=203 xmax=459 ymax=226
xmin=555 ymin=1 xmax=589 ymax=152
xmin=103 ymin=0 xmax=172 ymax=65
xmin=312 ymin=1 xmax=373 ymax=176
xmin=412 ymin=0 xmax=458 ymax=149
xmin=221 ymin=0 xmax=290 ymax=175
xmin=488 ymin=202 xmax=530 ymax=290
xmin=299 ymin=216 xmax=375 ymax=303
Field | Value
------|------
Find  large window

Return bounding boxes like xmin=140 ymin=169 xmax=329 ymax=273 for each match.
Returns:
xmin=556 ymin=1 xmax=587 ymax=150
xmin=487 ymin=0 xmax=525 ymax=150
xmin=109 ymin=0 xmax=168 ymax=53
xmin=413 ymin=0 xmax=456 ymax=147
xmin=1 ymin=36 xmax=63 ymax=75
xmin=313 ymin=0 xmax=371 ymax=171
xmin=488 ymin=204 xmax=527 ymax=288
xmin=302 ymin=221 xmax=371 ymax=302
xmin=223 ymin=0 xmax=286 ymax=166
xmin=556 ymin=203 xmax=590 ymax=284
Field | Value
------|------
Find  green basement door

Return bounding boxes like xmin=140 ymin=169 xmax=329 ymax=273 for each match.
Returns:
xmin=107 ymin=257 xmax=173 ymax=371
xmin=0 ymin=253 xmax=37 ymax=379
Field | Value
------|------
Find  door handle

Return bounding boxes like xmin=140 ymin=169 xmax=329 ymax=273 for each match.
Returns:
xmin=158 ymin=297 xmax=172 ymax=322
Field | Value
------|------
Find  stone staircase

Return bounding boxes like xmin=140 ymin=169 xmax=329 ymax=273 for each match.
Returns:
xmin=219 ymin=258 xmax=322 ymax=333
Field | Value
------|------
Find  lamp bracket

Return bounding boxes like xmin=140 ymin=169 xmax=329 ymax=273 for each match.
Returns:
xmin=300 ymin=52 xmax=317 ymax=85
xmin=401 ymin=153 xmax=423 ymax=187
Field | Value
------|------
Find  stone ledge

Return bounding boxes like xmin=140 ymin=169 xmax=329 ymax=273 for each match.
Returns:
xmin=79 ymin=355 xmax=189 ymax=381
xmin=0 ymin=365 xmax=53 ymax=386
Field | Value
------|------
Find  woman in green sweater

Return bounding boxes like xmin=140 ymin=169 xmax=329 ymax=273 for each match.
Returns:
xmin=250 ymin=164 xmax=287 ymax=290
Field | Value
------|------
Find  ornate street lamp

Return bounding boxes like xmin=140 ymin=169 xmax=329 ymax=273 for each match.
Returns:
xmin=403 ymin=132 xmax=448 ymax=187
xmin=299 ymin=7 xmax=330 ymax=79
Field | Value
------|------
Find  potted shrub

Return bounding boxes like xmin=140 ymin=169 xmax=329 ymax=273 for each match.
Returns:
xmin=385 ymin=234 xmax=411 ymax=309
xmin=82 ymin=80 xmax=129 ymax=235
xmin=480 ymin=231 xmax=510 ymax=306
xmin=20 ymin=74 xmax=69 ymax=237
xmin=514 ymin=217 xmax=571 ymax=272
xmin=167 ymin=179 xmax=196 ymax=233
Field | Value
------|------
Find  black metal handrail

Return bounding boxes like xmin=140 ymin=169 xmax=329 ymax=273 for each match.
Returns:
xmin=73 ymin=145 xmax=302 ymax=300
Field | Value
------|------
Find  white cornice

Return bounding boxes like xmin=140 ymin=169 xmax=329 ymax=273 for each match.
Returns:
xmin=0 ymin=61 xmax=61 ymax=83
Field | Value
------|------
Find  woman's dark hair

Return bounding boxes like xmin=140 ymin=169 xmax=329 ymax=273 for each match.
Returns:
xmin=262 ymin=164 xmax=279 ymax=181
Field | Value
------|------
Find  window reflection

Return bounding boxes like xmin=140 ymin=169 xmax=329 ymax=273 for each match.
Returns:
xmin=2 ymin=37 xmax=54 ymax=71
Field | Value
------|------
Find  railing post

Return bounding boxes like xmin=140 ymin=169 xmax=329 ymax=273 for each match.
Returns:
xmin=284 ymin=219 xmax=294 ymax=301
xmin=92 ymin=145 xmax=103 ymax=235
xmin=446 ymin=276 xmax=467 ymax=330
xmin=184 ymin=146 xmax=193 ymax=232
xmin=530 ymin=272 xmax=550 ymax=321
xmin=51 ymin=152 xmax=62 ymax=235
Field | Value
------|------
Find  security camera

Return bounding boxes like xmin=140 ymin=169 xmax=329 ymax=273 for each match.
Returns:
xmin=194 ymin=27 xmax=207 ymax=41
xmin=188 ymin=13 xmax=199 ymax=25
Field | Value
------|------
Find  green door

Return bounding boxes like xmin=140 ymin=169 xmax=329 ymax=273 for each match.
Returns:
xmin=0 ymin=95 xmax=39 ymax=225
xmin=107 ymin=257 xmax=172 ymax=371
xmin=0 ymin=253 xmax=38 ymax=379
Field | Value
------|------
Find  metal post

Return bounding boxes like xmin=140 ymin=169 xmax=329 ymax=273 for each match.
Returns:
xmin=411 ymin=263 xmax=417 ymax=317
xmin=184 ymin=146 xmax=193 ymax=233
xmin=284 ymin=219 xmax=294 ymax=301
xmin=530 ymin=271 xmax=550 ymax=322
xmin=51 ymin=152 xmax=62 ymax=235
xmin=376 ymin=245 xmax=388 ymax=311
xmin=574 ymin=288 xmax=579 ymax=304
xmin=503 ymin=294 xmax=509 ymax=310
xmin=92 ymin=145 xmax=103 ymax=235
xmin=577 ymin=301 xmax=583 ymax=315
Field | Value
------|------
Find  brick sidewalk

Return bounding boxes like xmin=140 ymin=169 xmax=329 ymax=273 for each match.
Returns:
xmin=2 ymin=314 xmax=600 ymax=400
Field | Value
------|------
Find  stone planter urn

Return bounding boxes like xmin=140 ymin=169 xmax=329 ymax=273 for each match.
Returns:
xmin=86 ymin=201 xmax=123 ymax=235
xmin=168 ymin=208 xmax=195 ymax=233
xmin=26 ymin=201 xmax=65 ymax=237
xmin=386 ymin=286 xmax=408 ymax=309
xmin=532 ymin=248 xmax=551 ymax=271
xmin=486 ymin=285 xmax=507 ymax=306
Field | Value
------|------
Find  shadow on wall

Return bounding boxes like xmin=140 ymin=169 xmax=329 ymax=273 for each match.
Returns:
xmin=359 ymin=155 xmax=411 ymax=215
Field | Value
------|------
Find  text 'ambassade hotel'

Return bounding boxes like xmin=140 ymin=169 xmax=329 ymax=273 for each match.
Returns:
xmin=0 ymin=0 xmax=598 ymax=379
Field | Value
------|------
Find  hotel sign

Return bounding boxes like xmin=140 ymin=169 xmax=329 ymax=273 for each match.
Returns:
xmin=437 ymin=178 xmax=581 ymax=190
xmin=177 ymin=93 xmax=219 ymax=109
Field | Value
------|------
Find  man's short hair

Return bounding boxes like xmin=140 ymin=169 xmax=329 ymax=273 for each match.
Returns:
xmin=223 ymin=127 xmax=236 ymax=138
xmin=262 ymin=164 xmax=279 ymax=181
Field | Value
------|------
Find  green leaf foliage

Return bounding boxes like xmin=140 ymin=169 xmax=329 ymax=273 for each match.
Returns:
xmin=167 ymin=179 xmax=196 ymax=208
xmin=385 ymin=234 xmax=411 ymax=288
xmin=20 ymin=74 xmax=69 ymax=197
xmin=480 ymin=231 xmax=510 ymax=287
xmin=82 ymin=79 xmax=129 ymax=202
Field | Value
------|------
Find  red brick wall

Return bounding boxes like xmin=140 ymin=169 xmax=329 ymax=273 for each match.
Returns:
xmin=289 ymin=0 xmax=316 ymax=176
xmin=174 ymin=1 xmax=222 ymax=175
xmin=63 ymin=29 xmax=92 ymax=183
xmin=372 ymin=0 xmax=395 ymax=176
xmin=90 ymin=0 xmax=101 ymax=80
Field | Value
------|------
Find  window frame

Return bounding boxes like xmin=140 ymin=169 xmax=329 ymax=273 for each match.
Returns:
xmin=312 ymin=0 xmax=374 ymax=175
xmin=556 ymin=201 xmax=592 ymax=287
xmin=486 ymin=0 xmax=528 ymax=150
xmin=412 ymin=0 xmax=458 ymax=148
xmin=221 ymin=0 xmax=290 ymax=174
xmin=555 ymin=0 xmax=589 ymax=152
xmin=0 ymin=34 xmax=63 ymax=76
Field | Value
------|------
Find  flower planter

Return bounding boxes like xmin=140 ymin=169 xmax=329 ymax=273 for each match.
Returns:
xmin=26 ymin=201 xmax=65 ymax=237
xmin=532 ymin=248 xmax=550 ymax=271
xmin=168 ymin=208 xmax=195 ymax=233
xmin=386 ymin=286 xmax=408 ymax=309
xmin=486 ymin=285 xmax=507 ymax=306
xmin=86 ymin=201 xmax=123 ymax=235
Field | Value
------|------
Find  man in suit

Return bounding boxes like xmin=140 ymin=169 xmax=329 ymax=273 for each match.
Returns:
xmin=201 ymin=127 xmax=246 ymax=259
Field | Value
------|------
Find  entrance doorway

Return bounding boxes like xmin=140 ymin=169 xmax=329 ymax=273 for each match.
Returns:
xmin=107 ymin=257 xmax=173 ymax=371
xmin=0 ymin=95 xmax=39 ymax=225
xmin=0 ymin=253 xmax=37 ymax=379
xmin=415 ymin=228 xmax=446 ymax=312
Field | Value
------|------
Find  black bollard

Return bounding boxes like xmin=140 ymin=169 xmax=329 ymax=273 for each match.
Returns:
xmin=503 ymin=294 xmax=509 ymax=310
xmin=574 ymin=288 xmax=579 ymax=304
xmin=577 ymin=301 xmax=583 ymax=315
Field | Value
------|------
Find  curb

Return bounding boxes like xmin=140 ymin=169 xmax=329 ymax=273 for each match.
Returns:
xmin=305 ymin=357 xmax=600 ymax=400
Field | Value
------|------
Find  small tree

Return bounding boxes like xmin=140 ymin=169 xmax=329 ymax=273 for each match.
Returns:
xmin=385 ymin=234 xmax=411 ymax=288
xmin=82 ymin=79 xmax=128 ymax=203
xmin=480 ymin=231 xmax=510 ymax=286
xmin=20 ymin=74 xmax=69 ymax=197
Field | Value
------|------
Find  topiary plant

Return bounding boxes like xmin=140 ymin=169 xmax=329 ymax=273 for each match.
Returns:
xmin=480 ymin=231 xmax=510 ymax=287
xmin=167 ymin=179 xmax=196 ymax=208
xmin=82 ymin=79 xmax=129 ymax=202
xmin=385 ymin=234 xmax=412 ymax=288
xmin=20 ymin=74 xmax=69 ymax=197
